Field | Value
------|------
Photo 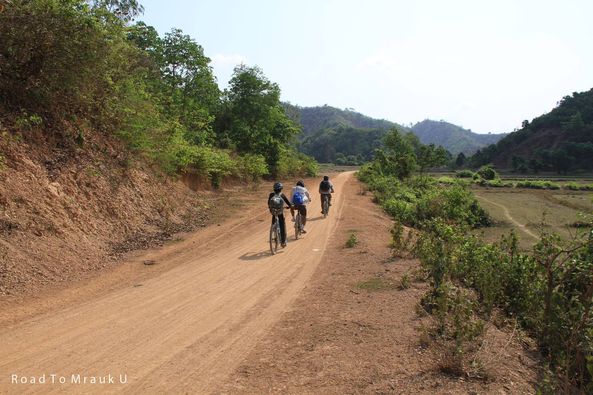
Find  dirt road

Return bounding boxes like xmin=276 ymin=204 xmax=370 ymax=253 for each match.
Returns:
xmin=0 ymin=173 xmax=350 ymax=394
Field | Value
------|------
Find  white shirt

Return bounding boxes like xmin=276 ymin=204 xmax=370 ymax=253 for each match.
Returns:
xmin=291 ymin=185 xmax=311 ymax=204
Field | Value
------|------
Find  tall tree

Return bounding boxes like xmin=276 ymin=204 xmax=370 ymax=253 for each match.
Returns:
xmin=217 ymin=65 xmax=299 ymax=174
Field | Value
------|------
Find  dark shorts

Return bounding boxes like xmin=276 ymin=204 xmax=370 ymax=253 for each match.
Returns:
xmin=294 ymin=204 xmax=307 ymax=217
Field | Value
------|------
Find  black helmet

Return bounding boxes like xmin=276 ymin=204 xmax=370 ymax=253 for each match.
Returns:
xmin=323 ymin=175 xmax=329 ymax=181
xmin=296 ymin=180 xmax=305 ymax=187
xmin=273 ymin=182 xmax=283 ymax=192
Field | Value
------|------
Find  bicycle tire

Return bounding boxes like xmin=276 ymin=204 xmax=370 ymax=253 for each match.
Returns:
xmin=294 ymin=213 xmax=301 ymax=239
xmin=322 ymin=196 xmax=329 ymax=218
xmin=269 ymin=220 xmax=279 ymax=255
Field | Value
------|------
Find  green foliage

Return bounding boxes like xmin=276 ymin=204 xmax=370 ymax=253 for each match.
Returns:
xmin=475 ymin=164 xmax=499 ymax=180
xmin=470 ymin=89 xmax=593 ymax=171
xmin=15 ymin=112 xmax=43 ymax=130
xmin=455 ymin=169 xmax=475 ymax=178
xmin=515 ymin=180 xmax=561 ymax=190
xmin=345 ymin=232 xmax=359 ymax=248
xmin=234 ymin=154 xmax=269 ymax=181
xmin=216 ymin=65 xmax=300 ymax=175
xmin=414 ymin=211 xmax=593 ymax=390
xmin=0 ymin=1 xmax=317 ymax=184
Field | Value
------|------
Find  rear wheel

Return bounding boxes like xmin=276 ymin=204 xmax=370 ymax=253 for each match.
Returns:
xmin=269 ymin=221 xmax=279 ymax=254
xmin=294 ymin=213 xmax=301 ymax=239
xmin=322 ymin=196 xmax=329 ymax=218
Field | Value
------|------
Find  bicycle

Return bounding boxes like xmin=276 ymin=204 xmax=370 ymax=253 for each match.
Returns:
xmin=269 ymin=206 xmax=289 ymax=255
xmin=321 ymin=194 xmax=330 ymax=218
xmin=294 ymin=211 xmax=303 ymax=239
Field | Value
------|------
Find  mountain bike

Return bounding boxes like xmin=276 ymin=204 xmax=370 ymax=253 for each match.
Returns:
xmin=294 ymin=211 xmax=303 ymax=239
xmin=321 ymin=194 xmax=330 ymax=218
xmin=269 ymin=206 xmax=289 ymax=255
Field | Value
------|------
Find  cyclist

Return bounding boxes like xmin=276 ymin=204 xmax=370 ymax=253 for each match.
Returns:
xmin=268 ymin=182 xmax=293 ymax=247
xmin=318 ymin=175 xmax=334 ymax=213
xmin=291 ymin=180 xmax=311 ymax=233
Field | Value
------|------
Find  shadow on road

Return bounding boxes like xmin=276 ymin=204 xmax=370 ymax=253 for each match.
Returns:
xmin=239 ymin=250 xmax=282 ymax=261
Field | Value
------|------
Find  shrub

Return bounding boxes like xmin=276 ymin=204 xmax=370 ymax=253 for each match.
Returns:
xmin=345 ymin=232 xmax=359 ymax=248
xmin=476 ymin=164 xmax=499 ymax=180
xmin=455 ymin=170 xmax=475 ymax=178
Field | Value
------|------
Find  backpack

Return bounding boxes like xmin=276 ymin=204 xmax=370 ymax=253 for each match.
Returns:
xmin=269 ymin=194 xmax=284 ymax=215
xmin=320 ymin=180 xmax=331 ymax=192
xmin=292 ymin=191 xmax=305 ymax=205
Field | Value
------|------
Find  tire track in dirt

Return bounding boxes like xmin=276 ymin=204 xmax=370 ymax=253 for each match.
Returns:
xmin=0 ymin=173 xmax=351 ymax=394
xmin=476 ymin=194 xmax=540 ymax=240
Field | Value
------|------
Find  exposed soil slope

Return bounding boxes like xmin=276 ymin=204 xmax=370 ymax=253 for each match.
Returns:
xmin=0 ymin=128 xmax=215 ymax=298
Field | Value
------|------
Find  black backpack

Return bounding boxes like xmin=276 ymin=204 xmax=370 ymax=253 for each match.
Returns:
xmin=320 ymin=180 xmax=331 ymax=192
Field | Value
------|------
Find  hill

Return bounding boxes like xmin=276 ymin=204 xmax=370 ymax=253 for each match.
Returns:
xmin=282 ymin=103 xmax=399 ymax=137
xmin=471 ymin=88 xmax=593 ymax=172
xmin=411 ymin=120 xmax=506 ymax=155
xmin=284 ymin=104 xmax=506 ymax=162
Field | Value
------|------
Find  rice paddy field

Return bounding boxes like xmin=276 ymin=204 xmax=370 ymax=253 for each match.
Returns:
xmin=472 ymin=186 xmax=593 ymax=249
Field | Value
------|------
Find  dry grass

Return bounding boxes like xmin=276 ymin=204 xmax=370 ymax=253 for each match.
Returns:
xmin=473 ymin=187 xmax=592 ymax=249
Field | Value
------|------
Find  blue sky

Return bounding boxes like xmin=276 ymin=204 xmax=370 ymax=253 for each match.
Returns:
xmin=139 ymin=0 xmax=593 ymax=134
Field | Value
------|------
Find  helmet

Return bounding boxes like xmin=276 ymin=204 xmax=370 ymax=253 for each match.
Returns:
xmin=323 ymin=175 xmax=329 ymax=181
xmin=273 ymin=182 xmax=283 ymax=192
xmin=296 ymin=180 xmax=304 ymax=187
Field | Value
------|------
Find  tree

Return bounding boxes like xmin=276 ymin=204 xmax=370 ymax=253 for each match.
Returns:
xmin=455 ymin=152 xmax=466 ymax=168
xmin=375 ymin=128 xmax=417 ymax=179
xmin=90 ymin=0 xmax=144 ymax=22
xmin=217 ymin=65 xmax=299 ymax=174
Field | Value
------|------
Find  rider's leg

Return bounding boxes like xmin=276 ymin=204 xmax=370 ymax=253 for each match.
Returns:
xmin=328 ymin=194 xmax=332 ymax=206
xmin=300 ymin=205 xmax=307 ymax=227
xmin=279 ymin=214 xmax=287 ymax=245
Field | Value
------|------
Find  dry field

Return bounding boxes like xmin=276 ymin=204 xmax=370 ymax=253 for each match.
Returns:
xmin=473 ymin=186 xmax=593 ymax=249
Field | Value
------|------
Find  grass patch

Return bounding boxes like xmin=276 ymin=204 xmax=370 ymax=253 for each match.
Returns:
xmin=345 ymin=232 xmax=359 ymax=248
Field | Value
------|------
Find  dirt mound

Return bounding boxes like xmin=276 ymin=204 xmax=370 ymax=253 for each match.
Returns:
xmin=0 ymin=126 xmax=213 ymax=298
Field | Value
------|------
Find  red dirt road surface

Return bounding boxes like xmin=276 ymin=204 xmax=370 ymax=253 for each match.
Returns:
xmin=0 ymin=173 xmax=349 ymax=394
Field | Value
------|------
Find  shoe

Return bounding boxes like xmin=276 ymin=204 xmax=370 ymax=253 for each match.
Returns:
xmin=301 ymin=229 xmax=307 ymax=234
xmin=281 ymin=242 xmax=287 ymax=248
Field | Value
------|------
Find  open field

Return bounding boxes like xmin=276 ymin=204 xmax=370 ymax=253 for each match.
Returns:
xmin=473 ymin=187 xmax=593 ymax=249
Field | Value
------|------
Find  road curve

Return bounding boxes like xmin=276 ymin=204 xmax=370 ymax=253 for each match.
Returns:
xmin=0 ymin=172 xmax=352 ymax=394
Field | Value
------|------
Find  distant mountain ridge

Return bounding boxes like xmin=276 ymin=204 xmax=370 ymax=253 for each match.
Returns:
xmin=412 ymin=120 xmax=507 ymax=155
xmin=283 ymin=103 xmax=507 ymax=156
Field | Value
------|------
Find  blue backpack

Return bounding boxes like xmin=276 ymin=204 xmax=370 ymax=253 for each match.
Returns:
xmin=292 ymin=191 xmax=305 ymax=205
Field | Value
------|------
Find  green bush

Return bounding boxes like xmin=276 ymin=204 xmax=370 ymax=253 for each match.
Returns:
xmin=516 ymin=180 xmax=561 ymax=190
xmin=455 ymin=170 xmax=475 ymax=178
xmin=476 ymin=164 xmax=499 ymax=180
xmin=564 ymin=183 xmax=593 ymax=191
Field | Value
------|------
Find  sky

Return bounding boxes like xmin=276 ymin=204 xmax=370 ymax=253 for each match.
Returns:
xmin=139 ymin=0 xmax=593 ymax=134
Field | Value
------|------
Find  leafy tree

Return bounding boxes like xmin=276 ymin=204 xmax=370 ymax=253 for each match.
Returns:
xmin=217 ymin=65 xmax=299 ymax=174
xmin=90 ymin=0 xmax=144 ymax=21
xmin=455 ymin=152 xmax=467 ymax=168
xmin=374 ymin=128 xmax=417 ymax=179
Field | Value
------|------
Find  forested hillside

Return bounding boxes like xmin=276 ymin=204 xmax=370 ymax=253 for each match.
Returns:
xmin=282 ymin=103 xmax=398 ymax=137
xmin=412 ymin=120 xmax=506 ymax=155
xmin=285 ymin=104 xmax=504 ymax=163
xmin=471 ymin=88 xmax=593 ymax=172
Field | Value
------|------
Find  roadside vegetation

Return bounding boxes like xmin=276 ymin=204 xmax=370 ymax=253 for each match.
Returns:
xmin=0 ymin=0 xmax=317 ymax=185
xmin=359 ymin=128 xmax=593 ymax=392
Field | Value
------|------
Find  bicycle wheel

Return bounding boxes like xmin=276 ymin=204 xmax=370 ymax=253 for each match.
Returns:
xmin=269 ymin=221 xmax=279 ymax=254
xmin=294 ymin=213 xmax=301 ymax=240
xmin=323 ymin=197 xmax=329 ymax=218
